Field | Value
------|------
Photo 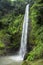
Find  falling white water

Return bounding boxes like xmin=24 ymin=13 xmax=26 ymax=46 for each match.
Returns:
xmin=19 ymin=4 xmax=29 ymax=58
xmin=9 ymin=4 xmax=29 ymax=61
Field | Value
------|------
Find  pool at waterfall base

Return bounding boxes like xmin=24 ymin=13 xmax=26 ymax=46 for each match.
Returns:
xmin=0 ymin=56 xmax=23 ymax=65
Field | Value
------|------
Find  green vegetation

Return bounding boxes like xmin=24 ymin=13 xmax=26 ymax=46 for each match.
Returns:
xmin=0 ymin=0 xmax=25 ymax=55
xmin=0 ymin=13 xmax=23 ymax=55
xmin=22 ymin=59 xmax=43 ymax=65
xmin=26 ymin=0 xmax=43 ymax=61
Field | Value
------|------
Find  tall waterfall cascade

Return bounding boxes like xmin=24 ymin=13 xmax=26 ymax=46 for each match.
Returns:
xmin=19 ymin=4 xmax=29 ymax=58
xmin=10 ymin=4 xmax=29 ymax=61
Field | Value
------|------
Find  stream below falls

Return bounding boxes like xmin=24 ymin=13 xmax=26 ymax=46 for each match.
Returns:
xmin=0 ymin=56 xmax=23 ymax=65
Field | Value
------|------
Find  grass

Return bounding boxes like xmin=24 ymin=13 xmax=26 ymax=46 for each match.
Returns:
xmin=22 ymin=59 xmax=43 ymax=65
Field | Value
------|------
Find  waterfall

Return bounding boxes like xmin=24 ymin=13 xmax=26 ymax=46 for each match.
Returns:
xmin=19 ymin=4 xmax=29 ymax=58
xmin=10 ymin=4 xmax=29 ymax=61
